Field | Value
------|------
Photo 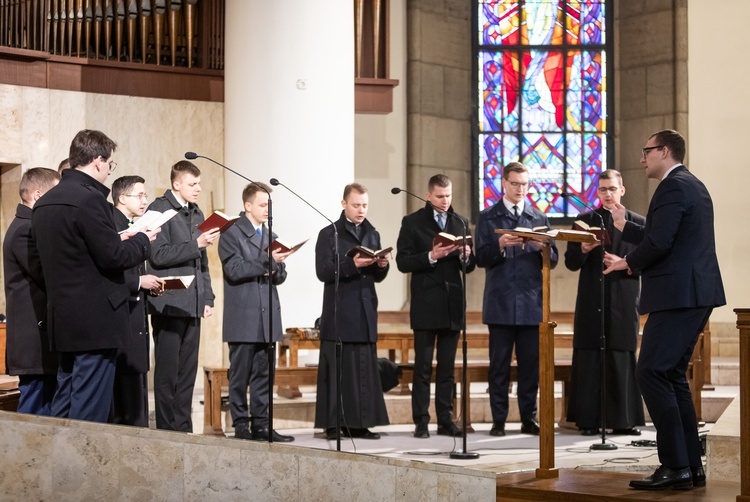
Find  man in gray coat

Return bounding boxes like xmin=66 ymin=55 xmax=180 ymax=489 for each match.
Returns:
xmin=218 ymin=183 xmax=294 ymax=442
xmin=147 ymin=161 xmax=220 ymax=432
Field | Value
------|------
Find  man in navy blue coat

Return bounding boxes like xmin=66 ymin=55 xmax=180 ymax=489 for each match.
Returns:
xmin=476 ymin=162 xmax=557 ymax=437
xmin=605 ymin=129 xmax=725 ymax=490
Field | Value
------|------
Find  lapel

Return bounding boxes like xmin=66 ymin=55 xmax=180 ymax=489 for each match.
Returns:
xmin=235 ymin=215 xmax=262 ymax=250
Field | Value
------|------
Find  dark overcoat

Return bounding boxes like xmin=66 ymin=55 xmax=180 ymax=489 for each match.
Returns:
xmin=395 ymin=203 xmax=475 ymax=331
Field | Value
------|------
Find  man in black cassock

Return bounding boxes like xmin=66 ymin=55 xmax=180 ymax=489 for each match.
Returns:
xmin=564 ymin=169 xmax=645 ymax=436
xmin=314 ymin=183 xmax=390 ymax=440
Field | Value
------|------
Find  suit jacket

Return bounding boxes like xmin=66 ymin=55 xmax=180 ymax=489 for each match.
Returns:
xmin=113 ymin=209 xmax=150 ymax=374
xmin=476 ymin=200 xmax=558 ymax=326
xmin=146 ymin=190 xmax=214 ymax=318
xmin=32 ymin=168 xmax=151 ymax=352
xmin=623 ymin=165 xmax=725 ymax=314
xmin=396 ymin=203 xmax=476 ymax=331
xmin=565 ymin=207 xmax=645 ymax=351
xmin=2 ymin=204 xmax=57 ymax=374
xmin=315 ymin=212 xmax=389 ymax=343
xmin=219 ymin=214 xmax=286 ymax=343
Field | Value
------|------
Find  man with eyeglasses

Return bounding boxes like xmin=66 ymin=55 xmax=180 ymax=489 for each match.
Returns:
xmin=32 ymin=129 xmax=159 ymax=423
xmin=605 ymin=129 xmax=725 ymax=490
xmin=110 ymin=176 xmax=163 ymax=427
xmin=564 ymin=169 xmax=645 ymax=437
xmin=476 ymin=161 xmax=557 ymax=437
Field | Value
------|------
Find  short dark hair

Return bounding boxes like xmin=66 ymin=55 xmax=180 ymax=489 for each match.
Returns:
xmin=502 ymin=161 xmax=528 ymax=180
xmin=170 ymin=160 xmax=201 ymax=184
xmin=19 ymin=168 xmax=60 ymax=202
xmin=68 ymin=130 xmax=117 ymax=169
xmin=428 ymin=174 xmax=451 ymax=191
xmin=343 ymin=182 xmax=367 ymax=200
xmin=599 ymin=169 xmax=623 ymax=184
xmin=112 ymin=175 xmax=146 ymax=205
xmin=650 ymin=129 xmax=686 ymax=163
xmin=57 ymin=158 xmax=71 ymax=173
xmin=242 ymin=182 xmax=272 ymax=204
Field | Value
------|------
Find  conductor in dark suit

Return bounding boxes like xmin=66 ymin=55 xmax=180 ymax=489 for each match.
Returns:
xmin=32 ymin=130 xmax=157 ymax=423
xmin=314 ymin=183 xmax=390 ymax=440
xmin=475 ymin=162 xmax=558 ymax=437
xmin=564 ymin=169 xmax=645 ymax=436
xmin=110 ymin=176 xmax=163 ymax=427
xmin=396 ymin=174 xmax=475 ymax=438
xmin=219 ymin=183 xmax=294 ymax=442
xmin=605 ymin=129 xmax=725 ymax=490
xmin=3 ymin=168 xmax=60 ymax=415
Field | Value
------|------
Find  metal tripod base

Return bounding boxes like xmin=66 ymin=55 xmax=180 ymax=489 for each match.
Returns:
xmin=590 ymin=442 xmax=618 ymax=451
xmin=450 ymin=450 xmax=480 ymax=460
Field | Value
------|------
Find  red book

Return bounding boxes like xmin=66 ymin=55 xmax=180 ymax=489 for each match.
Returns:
xmin=198 ymin=211 xmax=240 ymax=233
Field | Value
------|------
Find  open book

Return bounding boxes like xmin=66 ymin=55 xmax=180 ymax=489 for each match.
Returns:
xmin=496 ymin=228 xmax=598 ymax=244
xmin=198 ymin=211 xmax=240 ymax=233
xmin=573 ymin=220 xmax=611 ymax=245
xmin=265 ymin=238 xmax=309 ymax=254
xmin=160 ymin=275 xmax=195 ymax=290
xmin=119 ymin=209 xmax=177 ymax=234
xmin=432 ymin=232 xmax=473 ymax=248
xmin=346 ymin=245 xmax=393 ymax=259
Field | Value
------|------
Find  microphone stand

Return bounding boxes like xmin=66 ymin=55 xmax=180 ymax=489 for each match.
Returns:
xmin=184 ymin=152 xmax=277 ymax=443
xmin=589 ymin=208 xmax=617 ymax=451
xmin=269 ymin=178 xmax=343 ymax=451
xmin=392 ymin=188 xmax=479 ymax=460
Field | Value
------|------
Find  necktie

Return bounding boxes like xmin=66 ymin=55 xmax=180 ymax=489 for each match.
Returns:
xmin=354 ymin=224 xmax=361 ymax=238
xmin=256 ymin=227 xmax=262 ymax=239
xmin=436 ymin=213 xmax=445 ymax=230
xmin=513 ymin=205 xmax=519 ymax=217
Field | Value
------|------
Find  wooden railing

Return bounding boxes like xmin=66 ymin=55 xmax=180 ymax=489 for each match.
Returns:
xmin=735 ymin=309 xmax=750 ymax=502
xmin=0 ymin=0 xmax=224 ymax=69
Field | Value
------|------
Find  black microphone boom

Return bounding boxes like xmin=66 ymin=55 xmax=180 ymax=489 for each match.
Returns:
xmin=184 ymin=151 xmax=198 ymax=160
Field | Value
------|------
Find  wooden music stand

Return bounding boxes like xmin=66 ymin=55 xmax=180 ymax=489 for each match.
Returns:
xmin=496 ymin=228 xmax=598 ymax=479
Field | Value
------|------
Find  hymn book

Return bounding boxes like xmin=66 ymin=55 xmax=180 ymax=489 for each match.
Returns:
xmin=265 ymin=238 xmax=309 ymax=255
xmin=432 ymin=232 xmax=473 ymax=248
xmin=119 ymin=209 xmax=177 ymax=234
xmin=346 ymin=246 xmax=393 ymax=259
xmin=573 ymin=220 xmax=611 ymax=245
xmin=198 ymin=211 xmax=240 ymax=233
xmin=160 ymin=275 xmax=195 ymax=290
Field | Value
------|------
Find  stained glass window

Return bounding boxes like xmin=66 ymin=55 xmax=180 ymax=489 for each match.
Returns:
xmin=475 ymin=0 xmax=611 ymax=219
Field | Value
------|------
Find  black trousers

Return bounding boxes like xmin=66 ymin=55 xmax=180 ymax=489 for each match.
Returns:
xmin=411 ymin=329 xmax=459 ymax=426
xmin=488 ymin=324 xmax=539 ymax=424
xmin=111 ymin=372 xmax=149 ymax=427
xmin=637 ymin=307 xmax=711 ymax=469
xmin=228 ymin=342 xmax=270 ymax=430
xmin=51 ymin=349 xmax=117 ymax=423
xmin=152 ymin=314 xmax=200 ymax=432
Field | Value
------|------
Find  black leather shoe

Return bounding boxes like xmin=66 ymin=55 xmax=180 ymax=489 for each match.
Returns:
xmin=489 ymin=422 xmax=506 ymax=437
xmin=233 ymin=427 xmax=254 ymax=440
xmin=613 ymin=427 xmax=641 ymax=436
xmin=521 ymin=419 xmax=540 ymax=435
xmin=325 ymin=428 xmax=339 ymax=440
xmin=342 ymin=427 xmax=380 ymax=440
xmin=437 ymin=422 xmax=462 ymax=437
xmin=414 ymin=424 xmax=430 ymax=438
xmin=629 ymin=465 xmax=693 ymax=490
xmin=580 ymin=428 xmax=600 ymax=436
xmin=251 ymin=428 xmax=295 ymax=442
xmin=691 ymin=466 xmax=706 ymax=487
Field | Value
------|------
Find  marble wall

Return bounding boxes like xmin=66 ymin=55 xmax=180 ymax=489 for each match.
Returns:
xmin=0 ymin=411 xmax=496 ymax=501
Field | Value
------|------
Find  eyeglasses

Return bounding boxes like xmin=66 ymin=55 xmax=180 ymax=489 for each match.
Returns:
xmin=506 ymin=181 xmax=529 ymax=189
xmin=641 ymin=145 xmax=664 ymax=158
xmin=124 ymin=193 xmax=148 ymax=200
xmin=597 ymin=186 xmax=621 ymax=194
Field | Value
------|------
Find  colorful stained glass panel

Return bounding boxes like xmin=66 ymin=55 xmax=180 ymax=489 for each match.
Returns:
xmin=479 ymin=51 xmax=521 ymax=132
xmin=521 ymin=0 xmax=565 ymax=45
xmin=566 ymin=0 xmax=605 ymax=45
xmin=479 ymin=0 xmax=520 ymax=46
xmin=479 ymin=134 xmax=521 ymax=209
xmin=521 ymin=50 xmax=565 ymax=131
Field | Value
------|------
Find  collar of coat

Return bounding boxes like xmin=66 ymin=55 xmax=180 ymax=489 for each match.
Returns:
xmin=336 ymin=211 xmax=375 ymax=234
xmin=62 ymin=167 xmax=111 ymax=198
xmin=162 ymin=189 xmax=198 ymax=212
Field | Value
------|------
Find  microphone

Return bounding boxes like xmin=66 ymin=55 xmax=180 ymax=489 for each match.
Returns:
xmin=183 ymin=152 xmax=269 ymax=195
xmin=270 ymin=178 xmax=333 ymax=225
xmin=390 ymin=187 xmax=401 ymax=195
xmin=184 ymin=151 xmax=198 ymax=160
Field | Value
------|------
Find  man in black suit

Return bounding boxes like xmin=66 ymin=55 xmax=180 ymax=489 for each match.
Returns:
xmin=110 ymin=176 xmax=163 ymax=427
xmin=147 ymin=161 xmax=219 ymax=432
xmin=564 ymin=169 xmax=645 ymax=436
xmin=32 ymin=130 xmax=158 ymax=423
xmin=219 ymin=182 xmax=294 ymax=442
xmin=396 ymin=174 xmax=475 ymax=438
xmin=605 ymin=129 xmax=725 ymax=490
xmin=314 ymin=183 xmax=390 ymax=440
xmin=3 ymin=168 xmax=60 ymax=415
